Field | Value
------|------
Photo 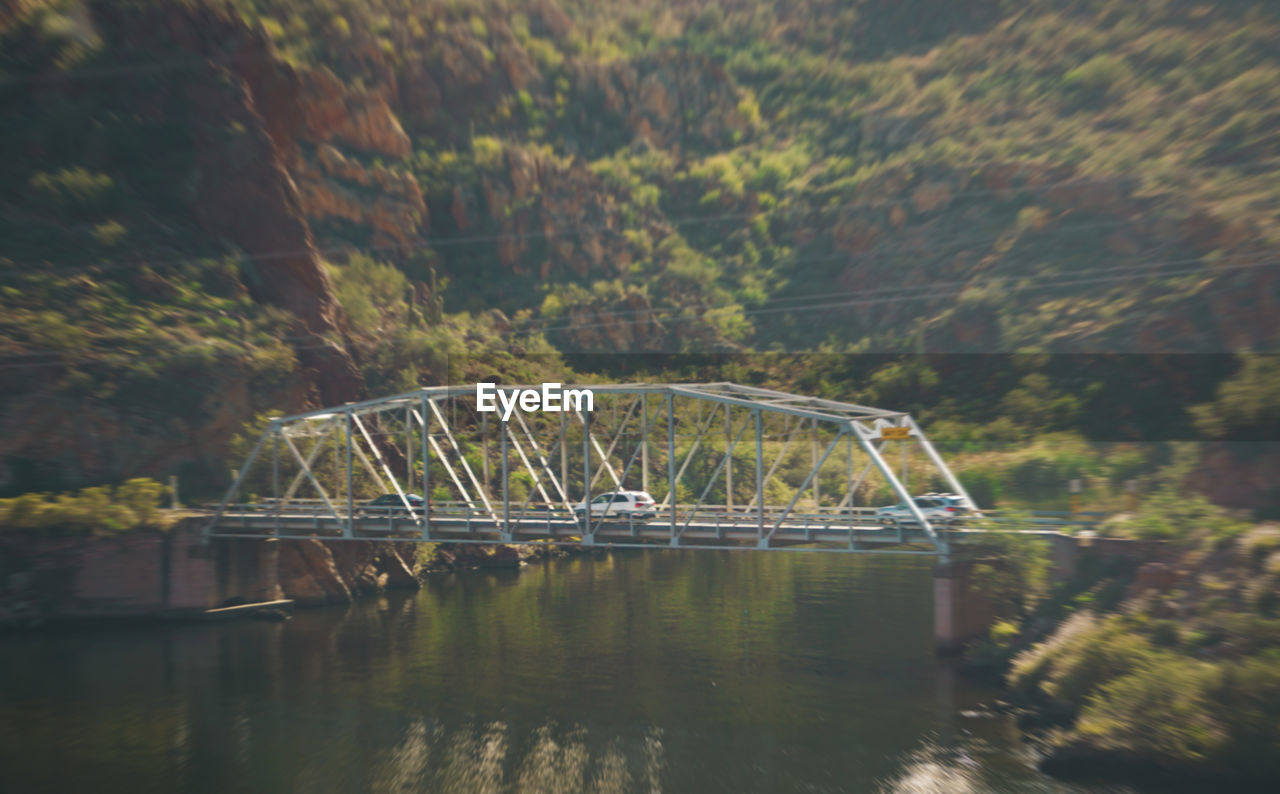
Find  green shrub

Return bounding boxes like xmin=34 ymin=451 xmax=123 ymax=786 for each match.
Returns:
xmin=1149 ymin=619 xmax=1181 ymax=648
xmin=1011 ymin=614 xmax=1164 ymax=704
xmin=958 ymin=468 xmax=1001 ymax=508
xmin=29 ymin=167 xmax=116 ymax=217
xmin=1106 ymin=486 xmax=1250 ymax=542
xmin=1061 ymin=55 xmax=1132 ymax=103
xmin=0 ymin=480 xmax=170 ymax=534
xmin=472 ymin=135 xmax=505 ymax=170
xmin=91 ymin=220 xmax=127 ymax=247
xmin=116 ymin=478 xmax=169 ymax=524
xmin=1077 ymin=658 xmax=1225 ymax=761
xmin=990 ymin=619 xmax=1020 ymax=644
xmin=970 ymin=530 xmax=1051 ymax=617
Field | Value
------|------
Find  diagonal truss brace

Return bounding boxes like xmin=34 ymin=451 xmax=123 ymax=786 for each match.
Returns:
xmin=851 ymin=419 xmax=944 ymax=552
xmin=352 ymin=413 xmax=422 ymax=528
xmin=512 ymin=411 xmax=572 ymax=510
xmin=425 ymin=398 xmax=496 ymax=520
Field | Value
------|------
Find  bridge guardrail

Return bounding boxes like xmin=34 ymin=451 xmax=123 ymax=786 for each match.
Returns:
xmin=204 ymin=500 xmax=1103 ymax=536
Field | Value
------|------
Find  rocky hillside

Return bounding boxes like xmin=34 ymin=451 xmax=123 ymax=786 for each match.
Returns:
xmin=2 ymin=0 xmax=1279 ymax=498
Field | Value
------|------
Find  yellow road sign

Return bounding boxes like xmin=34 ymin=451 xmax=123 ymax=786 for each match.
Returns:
xmin=878 ymin=426 xmax=910 ymax=441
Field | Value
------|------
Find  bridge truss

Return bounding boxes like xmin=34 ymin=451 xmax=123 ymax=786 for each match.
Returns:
xmin=207 ymin=383 xmax=976 ymax=555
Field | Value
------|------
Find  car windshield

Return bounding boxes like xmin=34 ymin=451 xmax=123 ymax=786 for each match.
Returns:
xmin=592 ymin=495 xmax=613 ymax=504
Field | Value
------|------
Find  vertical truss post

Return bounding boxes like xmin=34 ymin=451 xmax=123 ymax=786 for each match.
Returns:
xmin=405 ymin=405 xmax=413 ymax=494
xmin=501 ymin=418 xmax=510 ymax=540
xmin=812 ymin=417 xmax=821 ymax=507
xmin=582 ymin=406 xmax=592 ymax=544
xmin=272 ymin=425 xmax=280 ymax=537
xmin=641 ymin=393 xmax=650 ymax=493
xmin=754 ymin=409 xmax=763 ymax=542
xmin=748 ymin=415 xmax=800 ymax=509
xmin=482 ymin=411 xmax=491 ymax=500
xmin=725 ymin=405 xmax=734 ymax=511
xmin=560 ymin=411 xmax=568 ymax=504
xmin=345 ymin=409 xmax=354 ymax=538
xmin=421 ymin=394 xmax=430 ymax=540
xmin=901 ymin=438 xmax=908 ymax=491
xmin=845 ymin=434 xmax=854 ymax=517
xmin=667 ymin=392 xmax=676 ymax=539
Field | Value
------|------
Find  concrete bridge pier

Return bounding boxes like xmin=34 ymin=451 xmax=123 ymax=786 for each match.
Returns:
xmin=0 ymin=519 xmax=287 ymax=626
xmin=157 ymin=522 xmax=283 ymax=613
xmin=210 ymin=535 xmax=283 ymax=607
xmin=933 ymin=558 xmax=997 ymax=654
xmin=933 ymin=533 xmax=1082 ymax=653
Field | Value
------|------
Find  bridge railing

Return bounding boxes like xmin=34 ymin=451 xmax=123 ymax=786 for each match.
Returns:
xmin=206 ymin=499 xmax=1103 ymax=537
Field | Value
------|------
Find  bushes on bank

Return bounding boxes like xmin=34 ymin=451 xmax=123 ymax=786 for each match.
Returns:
xmin=0 ymin=478 xmax=172 ymax=534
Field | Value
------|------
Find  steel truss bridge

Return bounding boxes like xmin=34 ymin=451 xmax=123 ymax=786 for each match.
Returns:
xmin=208 ymin=383 xmax=1009 ymax=556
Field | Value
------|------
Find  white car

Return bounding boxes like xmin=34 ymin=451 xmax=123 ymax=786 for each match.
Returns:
xmin=876 ymin=495 xmax=967 ymax=526
xmin=573 ymin=490 xmax=658 ymax=522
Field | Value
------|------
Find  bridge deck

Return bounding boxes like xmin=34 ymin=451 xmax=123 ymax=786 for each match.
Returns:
xmin=206 ymin=504 xmax=1094 ymax=555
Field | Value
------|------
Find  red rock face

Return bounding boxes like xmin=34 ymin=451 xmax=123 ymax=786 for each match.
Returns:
xmin=277 ymin=538 xmax=419 ymax=606
xmin=569 ymin=52 xmax=756 ymax=157
xmin=1189 ymin=442 xmax=1280 ymax=511
xmin=92 ymin=0 xmax=368 ymax=409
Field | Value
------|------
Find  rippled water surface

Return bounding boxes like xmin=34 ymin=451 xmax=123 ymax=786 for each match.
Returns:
xmin=0 ymin=550 xmax=1132 ymax=792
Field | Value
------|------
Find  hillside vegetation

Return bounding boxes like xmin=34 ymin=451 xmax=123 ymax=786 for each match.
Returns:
xmin=1 ymin=0 xmax=1278 ymax=499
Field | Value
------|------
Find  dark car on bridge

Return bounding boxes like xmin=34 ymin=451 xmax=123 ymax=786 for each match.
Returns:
xmin=359 ymin=493 xmax=426 ymax=515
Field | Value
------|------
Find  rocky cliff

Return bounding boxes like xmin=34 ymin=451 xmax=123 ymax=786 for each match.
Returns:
xmin=0 ymin=1 xmax=445 ymax=494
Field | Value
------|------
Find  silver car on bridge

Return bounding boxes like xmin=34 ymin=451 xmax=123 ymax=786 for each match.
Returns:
xmin=876 ymin=493 xmax=971 ymax=526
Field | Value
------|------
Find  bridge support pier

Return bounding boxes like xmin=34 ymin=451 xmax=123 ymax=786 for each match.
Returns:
xmin=933 ymin=558 xmax=996 ymax=654
xmin=213 ymin=536 xmax=283 ymax=607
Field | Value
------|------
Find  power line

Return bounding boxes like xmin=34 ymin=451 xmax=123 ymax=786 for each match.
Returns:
xmin=0 ymin=51 xmax=282 ymax=89
xmin=523 ymin=253 xmax=1280 ymax=337
xmin=508 ymin=219 xmax=1154 ymax=331
xmin=0 ymin=336 xmax=343 ymax=372
xmin=0 ymin=329 xmax=332 ymax=364
xmin=0 ymin=213 xmax=1148 ymax=365
xmin=0 ymin=214 xmax=1153 ymax=363
xmin=2 ymin=249 xmax=1270 ymax=371
xmin=0 ymin=173 xmax=1139 ymax=283
xmin=0 ymin=203 xmax=1140 ymax=302
xmin=515 ymin=248 xmax=1220 ymax=333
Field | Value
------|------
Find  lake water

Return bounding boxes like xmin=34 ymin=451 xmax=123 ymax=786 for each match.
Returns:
xmin=0 ymin=550 xmax=1132 ymax=792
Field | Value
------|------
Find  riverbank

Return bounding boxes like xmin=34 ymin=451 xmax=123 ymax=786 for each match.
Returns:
xmin=964 ymin=524 xmax=1280 ymax=788
xmin=0 ymin=518 xmax=593 ymax=629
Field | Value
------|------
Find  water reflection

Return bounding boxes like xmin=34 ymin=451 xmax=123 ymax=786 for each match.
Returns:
xmin=876 ymin=738 xmax=1137 ymax=794
xmin=0 ymin=551 xmax=1124 ymax=792
xmin=369 ymin=719 xmax=666 ymax=793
